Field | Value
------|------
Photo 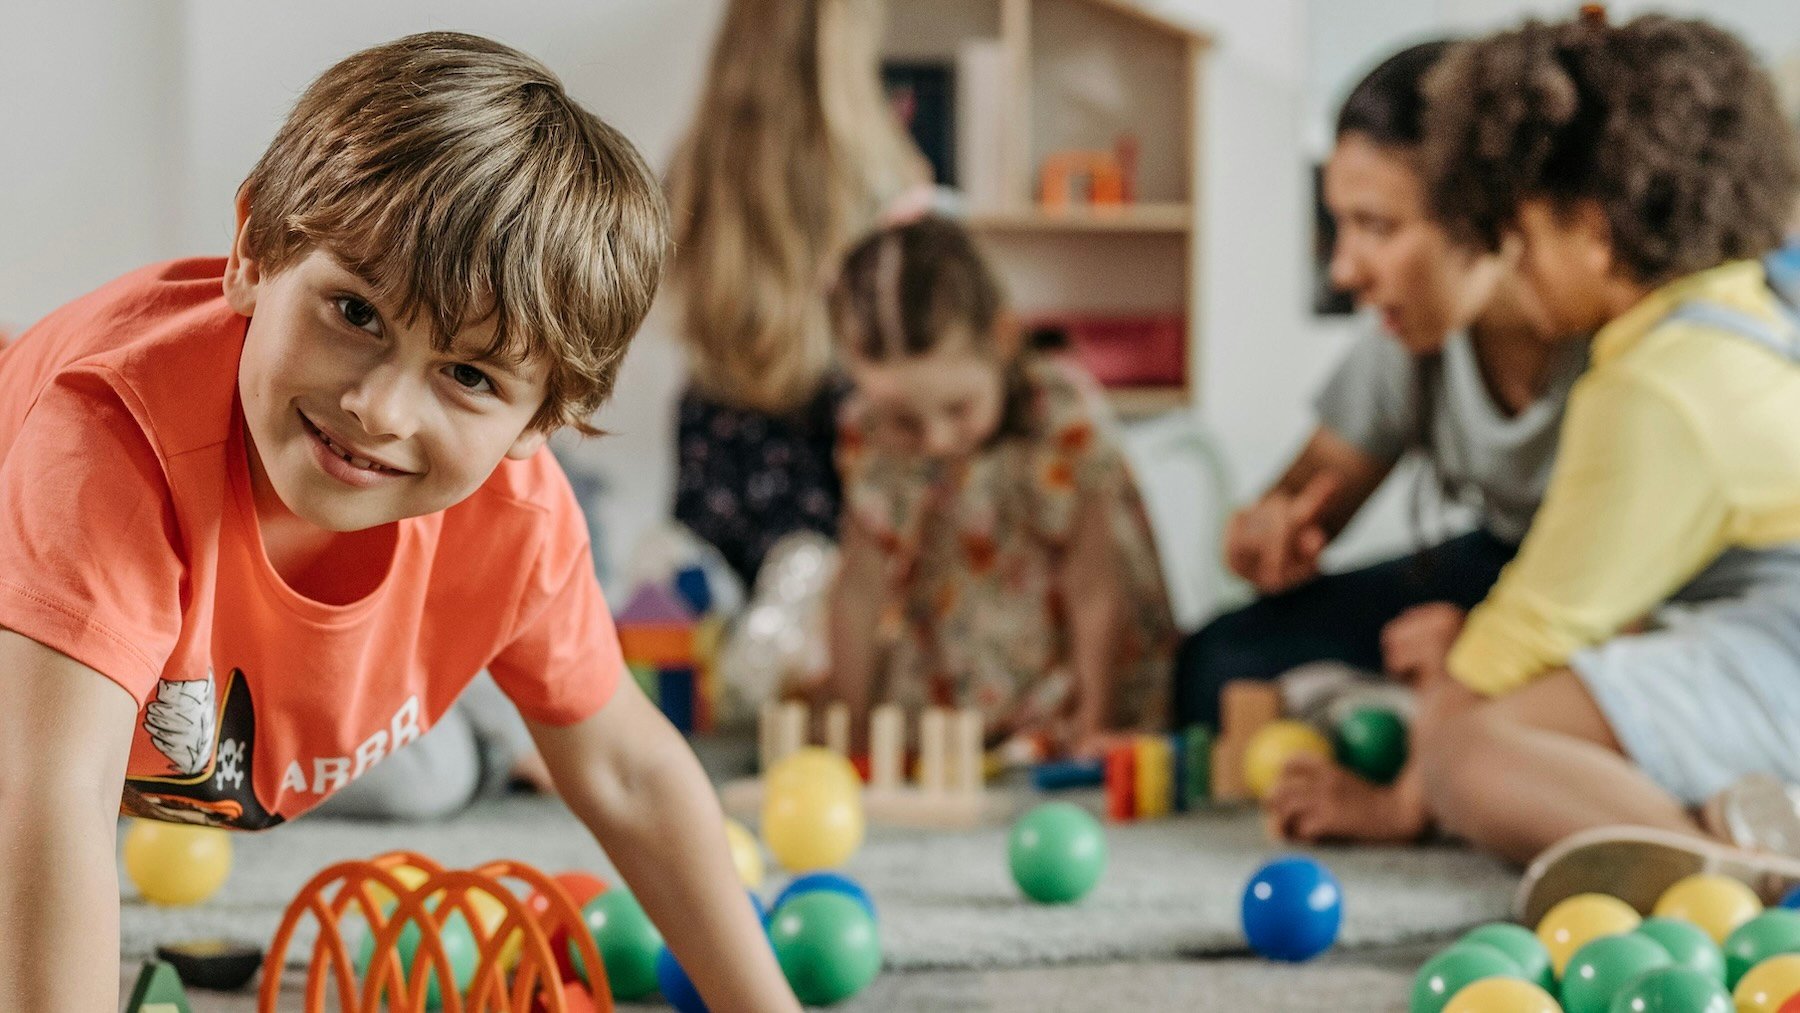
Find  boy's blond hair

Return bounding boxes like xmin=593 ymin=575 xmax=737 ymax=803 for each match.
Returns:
xmin=241 ymin=32 xmax=668 ymax=435
xmin=665 ymin=0 xmax=929 ymax=416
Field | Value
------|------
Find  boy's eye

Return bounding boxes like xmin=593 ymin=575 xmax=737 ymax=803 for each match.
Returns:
xmin=334 ymin=296 xmax=381 ymax=334
xmin=448 ymin=362 xmax=495 ymax=395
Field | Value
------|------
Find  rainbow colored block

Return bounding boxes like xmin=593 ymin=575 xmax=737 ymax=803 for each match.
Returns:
xmin=617 ymin=583 xmax=707 ymax=732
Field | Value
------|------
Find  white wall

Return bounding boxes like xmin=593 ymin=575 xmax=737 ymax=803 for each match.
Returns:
xmin=0 ymin=3 xmax=183 ymax=332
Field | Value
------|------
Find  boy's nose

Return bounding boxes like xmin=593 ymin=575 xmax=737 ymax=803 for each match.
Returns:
xmin=341 ymin=367 xmax=421 ymax=441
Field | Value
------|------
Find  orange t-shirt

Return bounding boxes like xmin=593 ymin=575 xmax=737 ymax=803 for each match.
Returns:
xmin=0 ymin=259 xmax=620 ymax=829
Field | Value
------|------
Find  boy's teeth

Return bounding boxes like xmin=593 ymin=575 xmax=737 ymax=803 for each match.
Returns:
xmin=316 ymin=426 xmax=385 ymax=472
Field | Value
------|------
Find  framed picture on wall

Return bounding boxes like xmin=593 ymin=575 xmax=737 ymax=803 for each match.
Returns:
xmin=882 ymin=61 xmax=955 ymax=186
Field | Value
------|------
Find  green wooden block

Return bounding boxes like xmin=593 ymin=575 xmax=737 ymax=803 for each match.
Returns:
xmin=125 ymin=959 xmax=191 ymax=1013
xmin=630 ymin=662 xmax=659 ymax=703
xmin=1180 ymin=725 xmax=1212 ymax=810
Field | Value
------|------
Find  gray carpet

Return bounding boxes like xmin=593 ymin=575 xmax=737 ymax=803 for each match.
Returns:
xmin=122 ymin=791 xmax=1515 ymax=974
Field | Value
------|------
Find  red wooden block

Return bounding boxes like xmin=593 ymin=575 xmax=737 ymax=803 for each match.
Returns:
xmin=1104 ymin=743 xmax=1137 ymax=822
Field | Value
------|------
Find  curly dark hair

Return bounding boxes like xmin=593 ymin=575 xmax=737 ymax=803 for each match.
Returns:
xmin=1421 ymin=13 xmax=1800 ymax=285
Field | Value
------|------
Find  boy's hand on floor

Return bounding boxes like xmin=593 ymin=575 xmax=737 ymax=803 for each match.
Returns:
xmin=1225 ymin=473 xmax=1339 ymax=595
xmin=1380 ymin=602 xmax=1466 ymax=688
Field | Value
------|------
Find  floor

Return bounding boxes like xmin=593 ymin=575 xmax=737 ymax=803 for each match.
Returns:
xmin=131 ymin=942 xmax=1437 ymax=1011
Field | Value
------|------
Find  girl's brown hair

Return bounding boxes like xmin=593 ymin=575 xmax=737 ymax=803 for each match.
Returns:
xmin=827 ymin=216 xmax=1004 ymax=364
xmin=1421 ymin=13 xmax=1800 ymax=286
xmin=665 ymin=0 xmax=930 ymax=415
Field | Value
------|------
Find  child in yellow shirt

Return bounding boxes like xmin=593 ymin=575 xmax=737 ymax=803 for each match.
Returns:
xmin=1395 ymin=12 xmax=1800 ymax=868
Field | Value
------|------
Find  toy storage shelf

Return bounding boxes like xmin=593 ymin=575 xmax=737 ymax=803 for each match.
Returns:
xmin=885 ymin=0 xmax=1213 ymax=419
xmin=967 ymin=202 xmax=1192 ymax=233
xmin=1105 ymin=385 xmax=1191 ymax=416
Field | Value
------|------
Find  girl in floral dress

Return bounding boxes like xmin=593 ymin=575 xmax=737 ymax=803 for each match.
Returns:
xmin=826 ymin=216 xmax=1175 ymax=753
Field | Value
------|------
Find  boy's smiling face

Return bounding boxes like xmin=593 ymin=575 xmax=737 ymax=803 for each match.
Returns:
xmin=225 ymin=226 xmax=552 ymax=534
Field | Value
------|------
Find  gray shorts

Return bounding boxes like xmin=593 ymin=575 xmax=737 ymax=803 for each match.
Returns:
xmin=1572 ymin=546 xmax=1800 ymax=805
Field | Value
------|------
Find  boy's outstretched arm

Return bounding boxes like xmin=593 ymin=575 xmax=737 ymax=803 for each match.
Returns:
xmin=0 ymin=629 xmax=138 ymax=1012
xmin=528 ymin=679 xmax=801 ymax=1013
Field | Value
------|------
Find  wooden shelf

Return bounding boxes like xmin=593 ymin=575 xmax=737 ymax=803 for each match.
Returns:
xmin=967 ymin=203 xmax=1192 ymax=234
xmin=1107 ymin=385 xmax=1190 ymax=417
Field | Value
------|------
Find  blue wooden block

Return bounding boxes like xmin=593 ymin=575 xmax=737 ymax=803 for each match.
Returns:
xmin=1170 ymin=731 xmax=1189 ymax=812
xmin=1031 ymin=758 xmax=1105 ymax=791
xmin=659 ymin=667 xmax=696 ymax=733
xmin=674 ymin=565 xmax=713 ymax=615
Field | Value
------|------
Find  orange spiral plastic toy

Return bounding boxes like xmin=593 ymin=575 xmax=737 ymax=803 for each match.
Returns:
xmin=258 ymin=850 xmax=613 ymax=1012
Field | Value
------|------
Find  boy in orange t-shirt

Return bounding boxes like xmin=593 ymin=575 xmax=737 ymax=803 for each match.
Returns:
xmin=0 ymin=33 xmax=798 ymax=1011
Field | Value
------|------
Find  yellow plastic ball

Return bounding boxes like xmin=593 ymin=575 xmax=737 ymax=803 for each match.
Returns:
xmin=1734 ymin=953 xmax=1800 ymax=1013
xmin=725 ymin=819 xmax=766 ymax=889
xmin=121 ymin=819 xmax=232 ymax=907
xmin=766 ymin=747 xmax=861 ymax=797
xmin=1536 ymin=893 xmax=1640 ymax=977
xmin=1243 ymin=720 xmax=1334 ymax=800
xmin=1443 ymin=977 xmax=1562 ymax=1013
xmin=762 ymin=750 xmax=864 ymax=872
xmin=363 ymin=862 xmax=431 ymax=912
xmin=1653 ymin=873 xmax=1762 ymax=945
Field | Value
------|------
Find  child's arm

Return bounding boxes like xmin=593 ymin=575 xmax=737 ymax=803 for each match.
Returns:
xmin=0 ymin=630 xmax=139 ymax=1012
xmin=1226 ymin=426 xmax=1391 ymax=594
xmin=1062 ymin=495 xmax=1129 ymax=754
xmin=527 ymin=679 xmax=800 ymax=1013
xmin=827 ymin=518 xmax=886 ymax=749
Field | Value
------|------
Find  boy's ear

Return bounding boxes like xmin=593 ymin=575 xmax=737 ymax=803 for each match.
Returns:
xmin=506 ymin=426 xmax=552 ymax=460
xmin=222 ymin=186 xmax=262 ymax=316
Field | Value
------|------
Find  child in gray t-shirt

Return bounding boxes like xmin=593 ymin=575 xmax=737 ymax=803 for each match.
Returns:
xmin=1174 ymin=42 xmax=1584 ymax=848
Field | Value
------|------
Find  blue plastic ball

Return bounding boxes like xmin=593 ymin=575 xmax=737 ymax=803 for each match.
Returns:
xmin=1241 ymin=856 xmax=1343 ymax=962
xmin=1781 ymin=885 xmax=1800 ymax=910
xmin=771 ymin=871 xmax=877 ymax=922
xmin=656 ymin=946 xmax=708 ymax=1013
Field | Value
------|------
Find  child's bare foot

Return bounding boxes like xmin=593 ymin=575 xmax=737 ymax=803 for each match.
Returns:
xmin=1264 ymin=753 xmax=1429 ymax=844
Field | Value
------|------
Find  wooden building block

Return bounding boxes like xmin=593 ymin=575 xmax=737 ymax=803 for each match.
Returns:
xmin=1104 ymin=742 xmax=1137 ymax=822
xmin=869 ymin=705 xmax=904 ymax=789
xmin=1134 ymin=735 xmax=1173 ymax=819
xmin=658 ymin=668 xmax=696 ymax=733
xmin=617 ymin=623 xmax=697 ymax=667
xmin=824 ymin=702 xmax=851 ymax=756
xmin=1220 ymin=681 xmax=1282 ymax=735
xmin=1211 ymin=681 xmax=1281 ymax=803
xmin=918 ymin=708 xmax=949 ymax=791
xmin=773 ymin=701 xmax=807 ymax=766
xmin=949 ymin=709 xmax=984 ymax=793
xmin=1180 ymin=725 xmax=1213 ymax=810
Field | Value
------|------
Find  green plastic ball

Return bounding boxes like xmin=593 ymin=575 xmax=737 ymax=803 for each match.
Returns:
xmin=1333 ymin=707 xmax=1408 ymax=784
xmin=1458 ymin=923 xmax=1554 ymax=992
xmin=768 ymin=891 xmax=882 ymax=1005
xmin=1635 ymin=916 xmax=1726 ymax=983
xmin=354 ymin=908 xmax=478 ymax=1011
xmin=1410 ymin=942 xmax=1522 ymax=1013
xmin=1560 ymin=933 xmax=1672 ymax=1013
xmin=1008 ymin=802 xmax=1107 ymax=904
xmin=1606 ymin=965 xmax=1732 ymax=1012
xmin=1724 ymin=909 xmax=1800 ymax=988
xmin=573 ymin=889 xmax=663 ymax=1000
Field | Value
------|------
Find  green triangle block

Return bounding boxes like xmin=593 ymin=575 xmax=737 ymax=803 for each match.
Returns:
xmin=124 ymin=959 xmax=191 ymax=1013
